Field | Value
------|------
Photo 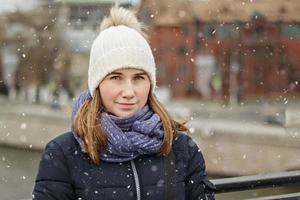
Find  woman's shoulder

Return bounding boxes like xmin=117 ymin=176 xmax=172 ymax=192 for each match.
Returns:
xmin=52 ymin=131 xmax=75 ymax=143
xmin=45 ymin=131 xmax=78 ymax=153
xmin=174 ymin=131 xmax=190 ymax=140
xmin=172 ymin=131 xmax=197 ymax=152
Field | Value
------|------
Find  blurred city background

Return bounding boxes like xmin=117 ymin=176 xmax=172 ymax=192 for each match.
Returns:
xmin=0 ymin=0 xmax=299 ymax=199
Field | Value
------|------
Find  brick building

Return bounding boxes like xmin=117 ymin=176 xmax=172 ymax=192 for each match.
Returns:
xmin=138 ymin=0 xmax=300 ymax=102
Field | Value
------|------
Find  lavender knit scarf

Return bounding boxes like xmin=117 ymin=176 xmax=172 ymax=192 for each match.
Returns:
xmin=71 ymin=90 xmax=164 ymax=162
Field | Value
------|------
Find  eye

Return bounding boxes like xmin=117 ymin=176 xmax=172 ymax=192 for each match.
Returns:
xmin=109 ymin=76 xmax=121 ymax=80
xmin=134 ymin=75 xmax=145 ymax=80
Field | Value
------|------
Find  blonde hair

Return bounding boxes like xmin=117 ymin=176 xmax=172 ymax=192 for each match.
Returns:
xmin=74 ymin=88 xmax=188 ymax=164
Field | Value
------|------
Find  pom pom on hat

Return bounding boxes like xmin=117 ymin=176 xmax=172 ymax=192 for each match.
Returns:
xmin=88 ymin=7 xmax=156 ymax=97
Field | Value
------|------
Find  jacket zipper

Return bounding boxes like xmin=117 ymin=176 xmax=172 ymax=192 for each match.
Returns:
xmin=130 ymin=160 xmax=141 ymax=200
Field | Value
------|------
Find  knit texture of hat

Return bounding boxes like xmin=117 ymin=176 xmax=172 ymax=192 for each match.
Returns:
xmin=88 ymin=25 xmax=156 ymax=97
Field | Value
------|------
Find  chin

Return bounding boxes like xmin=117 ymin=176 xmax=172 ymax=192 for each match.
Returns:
xmin=115 ymin=110 xmax=137 ymax=117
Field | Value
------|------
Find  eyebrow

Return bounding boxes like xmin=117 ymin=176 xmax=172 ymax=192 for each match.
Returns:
xmin=134 ymin=72 xmax=148 ymax=76
xmin=108 ymin=72 xmax=122 ymax=75
xmin=108 ymin=72 xmax=148 ymax=76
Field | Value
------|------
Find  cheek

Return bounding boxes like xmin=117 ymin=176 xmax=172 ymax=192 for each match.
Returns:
xmin=99 ymin=85 xmax=117 ymax=104
xmin=138 ymin=84 xmax=151 ymax=100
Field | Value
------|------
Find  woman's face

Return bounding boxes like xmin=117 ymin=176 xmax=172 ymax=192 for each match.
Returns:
xmin=99 ymin=68 xmax=151 ymax=117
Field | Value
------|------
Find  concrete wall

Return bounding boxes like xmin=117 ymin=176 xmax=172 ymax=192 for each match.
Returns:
xmin=188 ymin=119 xmax=300 ymax=176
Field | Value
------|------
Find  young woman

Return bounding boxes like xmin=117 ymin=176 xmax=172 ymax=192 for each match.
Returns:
xmin=33 ymin=6 xmax=215 ymax=200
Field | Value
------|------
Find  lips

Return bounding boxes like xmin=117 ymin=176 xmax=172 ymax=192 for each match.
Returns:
xmin=117 ymin=103 xmax=136 ymax=109
xmin=117 ymin=102 xmax=136 ymax=105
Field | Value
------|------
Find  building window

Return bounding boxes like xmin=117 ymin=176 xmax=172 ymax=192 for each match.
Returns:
xmin=203 ymin=23 xmax=239 ymax=39
xmin=203 ymin=24 xmax=217 ymax=38
xmin=177 ymin=64 xmax=187 ymax=76
xmin=216 ymin=24 xmax=239 ymax=39
xmin=281 ymin=24 xmax=300 ymax=38
xmin=178 ymin=45 xmax=189 ymax=55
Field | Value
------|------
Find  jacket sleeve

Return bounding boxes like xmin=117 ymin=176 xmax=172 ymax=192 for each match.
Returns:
xmin=32 ymin=140 xmax=75 ymax=200
xmin=185 ymin=137 xmax=216 ymax=200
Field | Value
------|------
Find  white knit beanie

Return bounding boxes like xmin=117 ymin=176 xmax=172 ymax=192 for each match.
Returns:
xmin=88 ymin=8 xmax=156 ymax=97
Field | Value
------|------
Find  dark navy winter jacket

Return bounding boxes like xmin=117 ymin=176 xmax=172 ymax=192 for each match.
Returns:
xmin=33 ymin=131 xmax=215 ymax=200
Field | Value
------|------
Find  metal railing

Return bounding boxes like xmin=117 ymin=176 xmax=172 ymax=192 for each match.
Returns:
xmin=211 ymin=170 xmax=300 ymax=199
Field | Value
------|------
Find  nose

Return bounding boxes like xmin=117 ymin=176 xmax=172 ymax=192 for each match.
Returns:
xmin=121 ymin=80 xmax=135 ymax=98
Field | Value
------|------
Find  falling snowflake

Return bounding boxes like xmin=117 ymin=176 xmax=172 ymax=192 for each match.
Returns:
xmin=151 ymin=165 xmax=158 ymax=172
xmin=189 ymin=127 xmax=195 ymax=133
xmin=20 ymin=123 xmax=27 ymax=129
